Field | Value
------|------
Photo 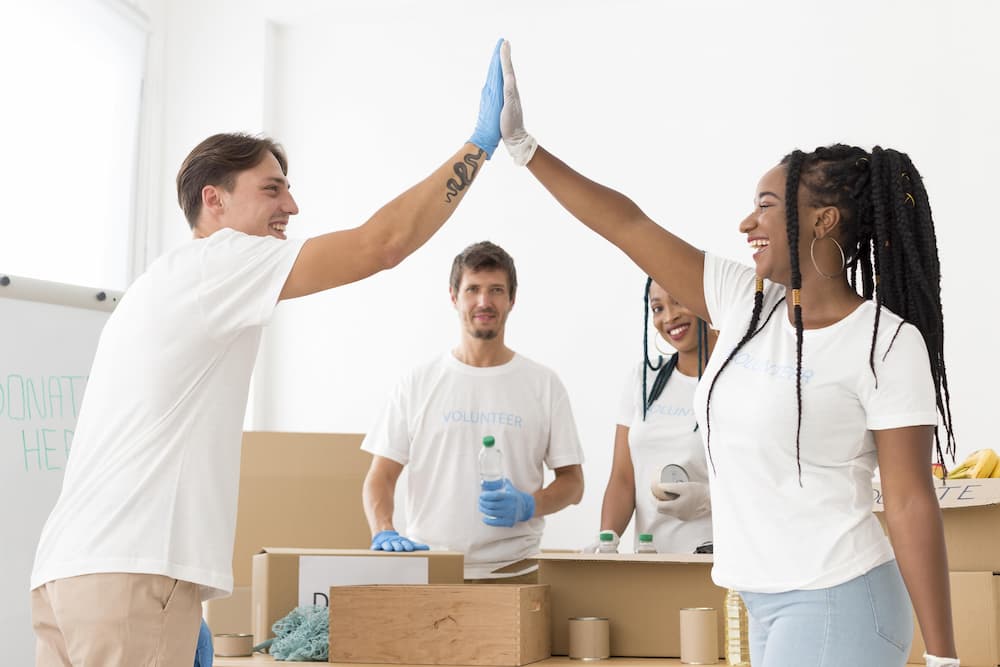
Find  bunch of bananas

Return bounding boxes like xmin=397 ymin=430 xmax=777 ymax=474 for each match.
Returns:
xmin=938 ymin=449 xmax=1000 ymax=479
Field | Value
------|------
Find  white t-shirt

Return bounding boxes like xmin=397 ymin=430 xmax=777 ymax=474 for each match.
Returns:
xmin=362 ymin=353 xmax=585 ymax=579
xmin=31 ymin=229 xmax=304 ymax=600
xmin=693 ymin=254 xmax=938 ymax=593
xmin=616 ymin=363 xmax=712 ymax=554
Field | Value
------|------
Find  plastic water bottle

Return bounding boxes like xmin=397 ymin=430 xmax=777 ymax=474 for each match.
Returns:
xmin=597 ymin=530 xmax=618 ymax=553
xmin=636 ymin=533 xmax=657 ymax=553
xmin=479 ymin=435 xmax=504 ymax=492
xmin=724 ymin=588 xmax=750 ymax=666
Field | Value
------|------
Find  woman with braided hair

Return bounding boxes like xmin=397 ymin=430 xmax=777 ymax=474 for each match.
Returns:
xmin=494 ymin=41 xmax=958 ymax=667
xmin=585 ymin=280 xmax=717 ymax=555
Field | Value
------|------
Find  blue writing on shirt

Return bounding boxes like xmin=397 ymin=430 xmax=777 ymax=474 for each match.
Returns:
xmin=646 ymin=403 xmax=695 ymax=418
xmin=442 ymin=410 xmax=523 ymax=428
xmin=731 ymin=351 xmax=814 ymax=385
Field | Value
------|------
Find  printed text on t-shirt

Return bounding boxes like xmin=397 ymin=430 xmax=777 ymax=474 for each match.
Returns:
xmin=442 ymin=410 xmax=523 ymax=428
xmin=730 ymin=351 xmax=814 ymax=384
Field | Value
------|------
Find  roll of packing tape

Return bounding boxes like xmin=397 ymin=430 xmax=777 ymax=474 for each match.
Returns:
xmin=214 ymin=633 xmax=254 ymax=657
xmin=679 ymin=607 xmax=718 ymax=664
xmin=568 ymin=616 xmax=610 ymax=660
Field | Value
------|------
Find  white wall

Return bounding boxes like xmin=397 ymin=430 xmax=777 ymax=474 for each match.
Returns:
xmin=151 ymin=0 xmax=1000 ymax=550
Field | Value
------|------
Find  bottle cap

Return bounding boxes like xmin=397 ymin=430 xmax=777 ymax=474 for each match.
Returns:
xmin=483 ymin=436 xmax=495 ymax=447
xmin=599 ymin=531 xmax=614 ymax=542
xmin=638 ymin=533 xmax=653 ymax=543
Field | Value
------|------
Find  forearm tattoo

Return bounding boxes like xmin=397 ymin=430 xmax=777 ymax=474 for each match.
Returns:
xmin=444 ymin=148 xmax=485 ymax=203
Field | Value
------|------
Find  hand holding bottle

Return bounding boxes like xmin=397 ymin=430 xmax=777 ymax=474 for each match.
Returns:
xmin=581 ymin=529 xmax=620 ymax=553
xmin=479 ymin=478 xmax=535 ymax=527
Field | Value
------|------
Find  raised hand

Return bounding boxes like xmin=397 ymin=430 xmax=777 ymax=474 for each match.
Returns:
xmin=499 ymin=40 xmax=538 ymax=166
xmin=468 ymin=38 xmax=505 ymax=159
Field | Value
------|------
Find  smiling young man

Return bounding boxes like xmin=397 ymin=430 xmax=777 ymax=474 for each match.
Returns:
xmin=361 ymin=241 xmax=585 ymax=581
xmin=29 ymin=38 xmax=507 ymax=667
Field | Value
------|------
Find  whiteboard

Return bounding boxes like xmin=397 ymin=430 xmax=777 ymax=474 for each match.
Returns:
xmin=0 ymin=274 xmax=120 ymax=666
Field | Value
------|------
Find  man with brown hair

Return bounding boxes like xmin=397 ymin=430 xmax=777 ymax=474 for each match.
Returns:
xmin=361 ymin=241 xmax=585 ymax=582
xmin=29 ymin=40 xmax=506 ymax=667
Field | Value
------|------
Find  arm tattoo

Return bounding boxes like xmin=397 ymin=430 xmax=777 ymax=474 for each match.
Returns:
xmin=444 ymin=148 xmax=485 ymax=203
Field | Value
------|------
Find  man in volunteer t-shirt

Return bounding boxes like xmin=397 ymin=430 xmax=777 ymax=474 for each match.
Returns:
xmin=361 ymin=241 xmax=585 ymax=581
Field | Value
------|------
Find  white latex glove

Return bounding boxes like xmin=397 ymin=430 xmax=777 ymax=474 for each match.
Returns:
xmin=924 ymin=653 xmax=960 ymax=667
xmin=652 ymin=481 xmax=711 ymax=521
xmin=499 ymin=41 xmax=538 ymax=167
xmin=580 ymin=530 xmax=619 ymax=554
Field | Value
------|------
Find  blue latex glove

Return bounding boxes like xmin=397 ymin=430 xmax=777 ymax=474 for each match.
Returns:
xmin=193 ymin=619 xmax=213 ymax=667
xmin=468 ymin=38 xmax=504 ymax=159
xmin=479 ymin=478 xmax=535 ymax=527
xmin=370 ymin=529 xmax=429 ymax=552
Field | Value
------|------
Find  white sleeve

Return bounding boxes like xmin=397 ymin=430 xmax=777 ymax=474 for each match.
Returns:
xmin=702 ymin=253 xmax=758 ymax=330
xmin=360 ymin=376 xmax=413 ymax=465
xmin=544 ymin=375 xmax=586 ymax=470
xmin=616 ymin=365 xmax=639 ymax=427
xmin=860 ymin=321 xmax=939 ymax=430
xmin=197 ymin=232 xmax=305 ymax=334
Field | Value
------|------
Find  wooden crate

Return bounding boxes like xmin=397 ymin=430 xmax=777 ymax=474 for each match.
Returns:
xmin=329 ymin=584 xmax=551 ymax=666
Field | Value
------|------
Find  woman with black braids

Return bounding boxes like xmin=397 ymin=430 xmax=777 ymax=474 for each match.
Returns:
xmin=494 ymin=41 xmax=958 ymax=667
xmin=586 ymin=280 xmax=717 ymax=555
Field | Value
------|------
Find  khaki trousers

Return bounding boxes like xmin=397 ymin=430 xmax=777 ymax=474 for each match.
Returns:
xmin=31 ymin=573 xmax=202 ymax=667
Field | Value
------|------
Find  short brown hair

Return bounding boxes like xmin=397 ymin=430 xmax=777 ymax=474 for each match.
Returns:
xmin=176 ymin=133 xmax=288 ymax=228
xmin=449 ymin=241 xmax=517 ymax=299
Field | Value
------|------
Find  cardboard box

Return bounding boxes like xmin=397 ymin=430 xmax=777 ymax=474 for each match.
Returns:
xmin=329 ymin=584 xmax=550 ymax=666
xmin=905 ymin=571 xmax=1000 ymax=667
xmin=251 ymin=548 xmax=464 ymax=643
xmin=203 ymin=432 xmax=373 ymax=636
xmin=873 ymin=478 xmax=1000 ymax=572
xmin=875 ymin=480 xmax=1000 ymax=665
xmin=501 ymin=553 xmax=724 ymax=658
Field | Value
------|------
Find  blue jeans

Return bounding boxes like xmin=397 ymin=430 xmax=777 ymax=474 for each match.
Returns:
xmin=740 ymin=560 xmax=912 ymax=667
xmin=194 ymin=619 xmax=213 ymax=667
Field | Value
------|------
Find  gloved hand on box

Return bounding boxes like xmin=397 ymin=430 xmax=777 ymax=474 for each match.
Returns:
xmin=370 ymin=529 xmax=429 ymax=552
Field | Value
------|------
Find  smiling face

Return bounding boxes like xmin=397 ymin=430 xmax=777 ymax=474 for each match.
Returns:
xmin=738 ymin=163 xmax=796 ymax=285
xmin=213 ymin=151 xmax=299 ymax=240
xmin=649 ymin=281 xmax=701 ymax=356
xmin=737 ymin=161 xmax=847 ymax=288
xmin=451 ymin=267 xmax=514 ymax=341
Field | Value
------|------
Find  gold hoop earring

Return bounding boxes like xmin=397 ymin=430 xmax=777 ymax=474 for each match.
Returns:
xmin=653 ymin=331 xmax=674 ymax=356
xmin=810 ymin=236 xmax=846 ymax=279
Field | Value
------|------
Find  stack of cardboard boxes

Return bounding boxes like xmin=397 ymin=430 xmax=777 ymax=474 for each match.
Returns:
xmin=211 ymin=433 xmax=728 ymax=665
xmin=203 ymin=432 xmax=373 ymax=634
xmin=321 ymin=553 xmax=726 ymax=665
xmin=218 ymin=432 xmax=1000 ymax=666
xmin=874 ymin=478 xmax=1000 ymax=667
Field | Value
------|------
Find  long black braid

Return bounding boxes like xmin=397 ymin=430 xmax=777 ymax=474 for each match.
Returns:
xmin=641 ymin=276 xmax=665 ymax=419
xmin=796 ymin=145 xmax=954 ymax=464
xmin=703 ymin=285 xmax=786 ymax=474
xmin=784 ymin=151 xmax=806 ymax=482
xmin=705 ymin=144 xmax=956 ymax=477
